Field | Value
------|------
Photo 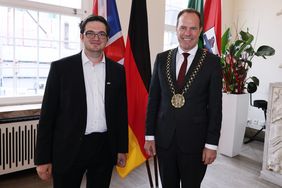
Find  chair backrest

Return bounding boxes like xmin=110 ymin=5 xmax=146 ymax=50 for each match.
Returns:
xmin=249 ymin=93 xmax=267 ymax=120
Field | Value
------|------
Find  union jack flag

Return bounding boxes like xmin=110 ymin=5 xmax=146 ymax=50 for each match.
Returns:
xmin=93 ymin=0 xmax=125 ymax=64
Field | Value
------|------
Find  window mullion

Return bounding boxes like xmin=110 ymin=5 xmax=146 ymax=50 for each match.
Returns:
xmin=12 ymin=8 xmax=16 ymax=96
xmin=36 ymin=11 xmax=39 ymax=95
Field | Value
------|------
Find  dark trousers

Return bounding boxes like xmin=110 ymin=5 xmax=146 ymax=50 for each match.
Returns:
xmin=157 ymin=134 xmax=207 ymax=188
xmin=52 ymin=132 xmax=114 ymax=188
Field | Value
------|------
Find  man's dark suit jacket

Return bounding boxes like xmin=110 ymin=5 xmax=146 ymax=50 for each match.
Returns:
xmin=146 ymin=48 xmax=222 ymax=154
xmin=34 ymin=52 xmax=128 ymax=173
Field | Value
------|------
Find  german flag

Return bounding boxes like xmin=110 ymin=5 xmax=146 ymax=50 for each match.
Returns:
xmin=116 ymin=0 xmax=151 ymax=178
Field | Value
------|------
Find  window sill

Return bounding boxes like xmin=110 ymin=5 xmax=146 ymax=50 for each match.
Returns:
xmin=0 ymin=104 xmax=41 ymax=119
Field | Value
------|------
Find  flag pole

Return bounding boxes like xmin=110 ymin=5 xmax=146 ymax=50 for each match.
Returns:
xmin=145 ymin=160 xmax=154 ymax=187
xmin=145 ymin=156 xmax=159 ymax=187
xmin=153 ymin=155 xmax=159 ymax=187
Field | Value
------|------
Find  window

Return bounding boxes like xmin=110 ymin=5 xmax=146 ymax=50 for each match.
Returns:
xmin=164 ymin=0 xmax=188 ymax=50
xmin=27 ymin=0 xmax=81 ymax=9
xmin=0 ymin=0 xmax=89 ymax=105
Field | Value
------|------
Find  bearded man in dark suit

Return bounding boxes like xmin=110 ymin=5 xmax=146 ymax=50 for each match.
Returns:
xmin=144 ymin=8 xmax=222 ymax=188
xmin=35 ymin=15 xmax=128 ymax=188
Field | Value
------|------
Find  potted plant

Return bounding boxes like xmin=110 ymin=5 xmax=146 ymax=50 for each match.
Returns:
xmin=218 ymin=28 xmax=275 ymax=157
xmin=221 ymin=28 xmax=275 ymax=94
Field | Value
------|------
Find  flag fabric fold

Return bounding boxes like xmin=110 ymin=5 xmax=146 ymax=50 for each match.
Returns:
xmin=188 ymin=0 xmax=221 ymax=55
xmin=117 ymin=0 xmax=151 ymax=178
xmin=93 ymin=0 xmax=125 ymax=64
xmin=188 ymin=0 xmax=204 ymax=48
xmin=188 ymin=0 xmax=204 ymax=26
xmin=203 ymin=0 xmax=222 ymax=55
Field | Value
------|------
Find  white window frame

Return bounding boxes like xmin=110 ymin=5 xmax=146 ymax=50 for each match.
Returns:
xmin=164 ymin=24 xmax=177 ymax=51
xmin=0 ymin=0 xmax=92 ymax=106
xmin=164 ymin=0 xmax=189 ymax=51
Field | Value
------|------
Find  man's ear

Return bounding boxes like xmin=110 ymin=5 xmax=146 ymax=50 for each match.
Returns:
xmin=199 ymin=26 xmax=203 ymax=33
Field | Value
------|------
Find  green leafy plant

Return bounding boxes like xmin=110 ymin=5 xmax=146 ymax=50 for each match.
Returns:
xmin=221 ymin=28 xmax=275 ymax=94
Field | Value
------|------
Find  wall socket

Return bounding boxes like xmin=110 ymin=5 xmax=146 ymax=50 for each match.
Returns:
xmin=253 ymin=120 xmax=258 ymax=125
xmin=247 ymin=119 xmax=265 ymax=129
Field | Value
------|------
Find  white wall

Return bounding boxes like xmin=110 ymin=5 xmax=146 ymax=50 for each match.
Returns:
xmin=232 ymin=0 xmax=282 ymax=128
xmin=222 ymin=0 xmax=235 ymax=32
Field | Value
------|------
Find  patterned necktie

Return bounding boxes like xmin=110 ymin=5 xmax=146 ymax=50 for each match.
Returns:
xmin=177 ymin=53 xmax=189 ymax=89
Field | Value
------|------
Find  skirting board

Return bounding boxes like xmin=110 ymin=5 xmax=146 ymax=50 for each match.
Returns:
xmin=260 ymin=170 xmax=282 ymax=186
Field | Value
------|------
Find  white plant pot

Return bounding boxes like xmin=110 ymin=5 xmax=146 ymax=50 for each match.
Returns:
xmin=218 ymin=93 xmax=249 ymax=157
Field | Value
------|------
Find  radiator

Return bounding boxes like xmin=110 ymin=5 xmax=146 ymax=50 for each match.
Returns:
xmin=0 ymin=119 xmax=38 ymax=175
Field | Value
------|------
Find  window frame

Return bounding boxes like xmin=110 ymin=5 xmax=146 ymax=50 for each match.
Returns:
xmin=0 ymin=0 xmax=91 ymax=106
xmin=0 ymin=0 xmax=86 ymax=16
xmin=164 ymin=0 xmax=189 ymax=51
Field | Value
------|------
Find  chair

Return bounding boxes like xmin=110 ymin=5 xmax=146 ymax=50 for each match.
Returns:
xmin=244 ymin=93 xmax=267 ymax=144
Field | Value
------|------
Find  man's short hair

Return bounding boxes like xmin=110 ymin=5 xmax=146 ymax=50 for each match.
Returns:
xmin=79 ymin=15 xmax=110 ymax=35
xmin=176 ymin=8 xmax=202 ymax=27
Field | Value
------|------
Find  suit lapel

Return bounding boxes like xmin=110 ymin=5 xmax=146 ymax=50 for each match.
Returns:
xmin=104 ymin=58 xmax=111 ymax=116
xmin=73 ymin=52 xmax=88 ymax=117
xmin=171 ymin=48 xmax=178 ymax=86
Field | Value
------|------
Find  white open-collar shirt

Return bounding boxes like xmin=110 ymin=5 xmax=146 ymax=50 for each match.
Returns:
xmin=82 ymin=49 xmax=107 ymax=134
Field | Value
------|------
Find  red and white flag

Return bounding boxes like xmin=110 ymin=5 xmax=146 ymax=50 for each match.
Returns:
xmin=203 ymin=0 xmax=221 ymax=55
